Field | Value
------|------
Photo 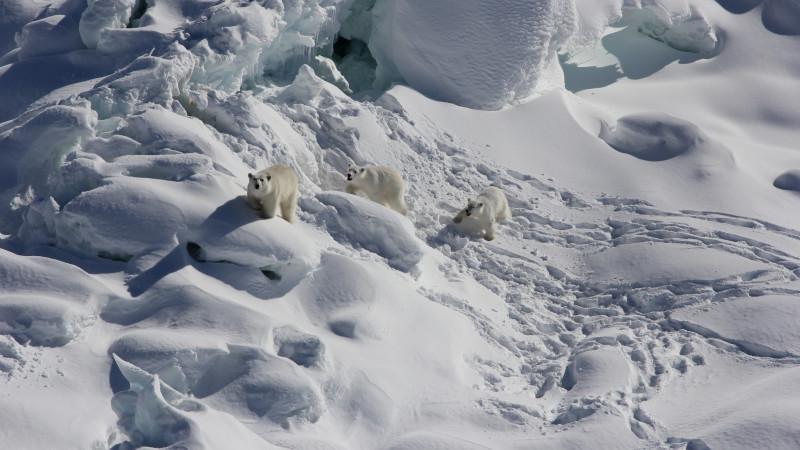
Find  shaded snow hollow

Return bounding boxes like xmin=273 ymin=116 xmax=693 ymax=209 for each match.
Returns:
xmin=2 ymin=0 xmax=800 ymax=449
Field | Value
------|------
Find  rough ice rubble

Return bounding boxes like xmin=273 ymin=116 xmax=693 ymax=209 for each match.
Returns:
xmin=79 ymin=0 xmax=139 ymax=49
xmin=111 ymin=354 xmax=281 ymax=449
xmin=630 ymin=0 xmax=719 ymax=56
xmin=183 ymin=0 xmax=348 ymax=90
xmin=84 ymin=43 xmax=194 ymax=118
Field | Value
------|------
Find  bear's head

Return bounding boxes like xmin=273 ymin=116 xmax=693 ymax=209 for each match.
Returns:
xmin=248 ymin=172 xmax=272 ymax=192
xmin=346 ymin=163 xmax=365 ymax=181
xmin=463 ymin=198 xmax=484 ymax=216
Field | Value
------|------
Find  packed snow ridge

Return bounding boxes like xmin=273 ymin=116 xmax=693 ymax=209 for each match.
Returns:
xmin=2 ymin=0 xmax=800 ymax=449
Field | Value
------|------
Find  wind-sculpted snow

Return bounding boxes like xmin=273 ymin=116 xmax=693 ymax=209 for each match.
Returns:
xmin=2 ymin=0 xmax=800 ymax=448
xmin=370 ymin=0 xmax=578 ymax=110
xmin=310 ymin=192 xmax=423 ymax=272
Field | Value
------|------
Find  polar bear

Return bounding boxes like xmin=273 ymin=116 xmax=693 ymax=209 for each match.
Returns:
xmin=345 ymin=163 xmax=409 ymax=216
xmin=247 ymin=164 xmax=299 ymax=222
xmin=452 ymin=186 xmax=511 ymax=241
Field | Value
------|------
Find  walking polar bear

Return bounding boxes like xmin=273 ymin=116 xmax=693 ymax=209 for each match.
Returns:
xmin=247 ymin=164 xmax=298 ymax=222
xmin=452 ymin=186 xmax=511 ymax=241
xmin=345 ymin=163 xmax=409 ymax=216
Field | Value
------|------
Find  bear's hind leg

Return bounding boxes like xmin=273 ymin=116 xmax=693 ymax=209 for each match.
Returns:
xmin=389 ymin=195 xmax=409 ymax=216
xmin=281 ymin=197 xmax=297 ymax=223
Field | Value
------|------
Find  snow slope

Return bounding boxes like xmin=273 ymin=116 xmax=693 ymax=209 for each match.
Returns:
xmin=1 ymin=0 xmax=800 ymax=448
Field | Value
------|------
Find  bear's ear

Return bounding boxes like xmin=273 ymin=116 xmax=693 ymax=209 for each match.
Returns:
xmin=267 ymin=175 xmax=272 ymax=181
xmin=360 ymin=168 xmax=365 ymax=173
xmin=248 ymin=173 xmax=253 ymax=179
xmin=347 ymin=163 xmax=353 ymax=169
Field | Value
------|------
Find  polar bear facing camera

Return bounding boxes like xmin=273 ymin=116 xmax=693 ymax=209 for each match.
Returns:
xmin=452 ymin=186 xmax=511 ymax=241
xmin=247 ymin=164 xmax=299 ymax=222
xmin=345 ymin=163 xmax=409 ymax=216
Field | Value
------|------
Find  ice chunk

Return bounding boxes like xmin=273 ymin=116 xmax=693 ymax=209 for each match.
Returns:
xmin=0 ymin=101 xmax=96 ymax=233
xmin=369 ymin=0 xmax=578 ymax=109
xmin=182 ymin=198 xmax=320 ymax=281
xmin=79 ymin=0 xmax=139 ymax=49
xmin=111 ymin=354 xmax=277 ymax=448
xmin=84 ymin=43 xmax=194 ymax=118
xmin=635 ymin=2 xmax=719 ymax=56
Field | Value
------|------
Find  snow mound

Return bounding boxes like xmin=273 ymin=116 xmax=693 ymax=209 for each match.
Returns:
xmin=182 ymin=195 xmax=320 ymax=284
xmin=599 ymin=111 xmax=735 ymax=165
xmin=370 ymin=0 xmax=577 ymax=110
xmin=0 ymin=248 xmax=110 ymax=346
xmin=310 ymin=191 xmax=423 ymax=272
xmin=773 ymin=169 xmax=800 ymax=192
xmin=15 ymin=15 xmax=84 ymax=60
xmin=298 ymin=253 xmax=382 ymax=340
xmin=584 ymin=242 xmax=766 ymax=283
xmin=671 ymin=295 xmax=800 ymax=358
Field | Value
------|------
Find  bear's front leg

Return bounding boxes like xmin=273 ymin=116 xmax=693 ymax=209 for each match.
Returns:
xmin=345 ymin=183 xmax=358 ymax=195
xmin=484 ymin=217 xmax=497 ymax=241
xmin=246 ymin=195 xmax=262 ymax=210
xmin=262 ymin=202 xmax=279 ymax=219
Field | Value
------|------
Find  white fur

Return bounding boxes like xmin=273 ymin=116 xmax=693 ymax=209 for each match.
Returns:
xmin=452 ymin=186 xmax=511 ymax=241
xmin=345 ymin=163 xmax=409 ymax=216
xmin=247 ymin=164 xmax=299 ymax=223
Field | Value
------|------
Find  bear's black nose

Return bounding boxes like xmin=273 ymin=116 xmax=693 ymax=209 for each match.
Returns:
xmin=347 ymin=175 xmax=352 ymax=180
xmin=466 ymin=211 xmax=471 ymax=216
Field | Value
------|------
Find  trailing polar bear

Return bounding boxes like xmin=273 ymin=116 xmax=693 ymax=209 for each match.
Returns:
xmin=247 ymin=164 xmax=298 ymax=222
xmin=345 ymin=163 xmax=409 ymax=216
xmin=452 ymin=186 xmax=511 ymax=241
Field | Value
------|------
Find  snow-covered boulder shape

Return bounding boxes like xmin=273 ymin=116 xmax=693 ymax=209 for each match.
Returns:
xmin=15 ymin=15 xmax=84 ymax=60
xmin=370 ymin=0 xmax=577 ymax=110
xmin=79 ymin=0 xmax=140 ymax=49
xmin=632 ymin=0 xmax=719 ymax=57
xmin=312 ymin=192 xmax=423 ymax=272
xmin=182 ymin=199 xmax=320 ymax=282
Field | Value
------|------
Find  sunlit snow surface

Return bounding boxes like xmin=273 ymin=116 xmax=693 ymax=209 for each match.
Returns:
xmin=1 ymin=0 xmax=800 ymax=448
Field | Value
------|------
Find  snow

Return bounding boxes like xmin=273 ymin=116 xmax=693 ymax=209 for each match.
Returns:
xmin=2 ymin=0 xmax=800 ymax=448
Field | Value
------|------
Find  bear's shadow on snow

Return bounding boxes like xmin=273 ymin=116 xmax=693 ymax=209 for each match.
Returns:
xmin=127 ymin=197 xmax=293 ymax=299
